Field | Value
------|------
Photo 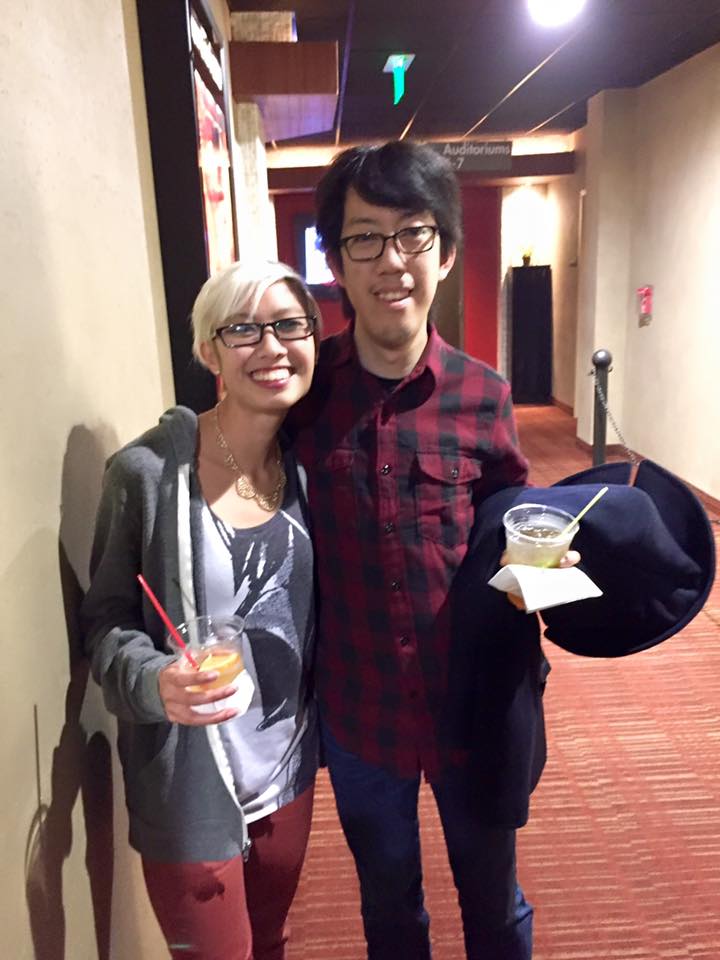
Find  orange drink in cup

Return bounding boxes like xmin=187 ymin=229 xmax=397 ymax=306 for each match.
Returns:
xmin=167 ymin=615 xmax=249 ymax=715
xmin=190 ymin=646 xmax=244 ymax=691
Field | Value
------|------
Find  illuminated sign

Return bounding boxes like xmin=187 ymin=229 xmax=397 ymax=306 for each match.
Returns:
xmin=383 ymin=54 xmax=415 ymax=106
xmin=428 ymin=141 xmax=513 ymax=171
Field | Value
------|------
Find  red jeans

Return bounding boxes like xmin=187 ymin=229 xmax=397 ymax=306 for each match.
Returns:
xmin=142 ymin=785 xmax=314 ymax=960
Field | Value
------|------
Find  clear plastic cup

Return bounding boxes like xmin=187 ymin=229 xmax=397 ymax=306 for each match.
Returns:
xmin=167 ymin=614 xmax=252 ymax=715
xmin=502 ymin=503 xmax=578 ymax=568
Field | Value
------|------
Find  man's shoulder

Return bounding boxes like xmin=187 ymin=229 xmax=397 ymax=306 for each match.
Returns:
xmin=294 ymin=329 xmax=352 ymax=407
xmin=317 ymin=326 xmax=351 ymax=366
xmin=434 ymin=337 xmax=510 ymax=394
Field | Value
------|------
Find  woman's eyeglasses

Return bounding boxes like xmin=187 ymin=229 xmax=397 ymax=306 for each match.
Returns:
xmin=214 ymin=315 xmax=317 ymax=348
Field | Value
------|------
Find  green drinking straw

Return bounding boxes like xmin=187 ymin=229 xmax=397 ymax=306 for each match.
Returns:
xmin=558 ymin=486 xmax=609 ymax=538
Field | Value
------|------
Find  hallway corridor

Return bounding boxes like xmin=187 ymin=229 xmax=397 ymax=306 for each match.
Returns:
xmin=287 ymin=404 xmax=720 ymax=960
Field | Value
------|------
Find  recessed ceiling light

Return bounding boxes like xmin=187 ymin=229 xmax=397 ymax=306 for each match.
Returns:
xmin=527 ymin=0 xmax=586 ymax=27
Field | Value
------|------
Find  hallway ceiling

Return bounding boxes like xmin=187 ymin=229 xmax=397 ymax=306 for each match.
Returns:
xmin=228 ymin=0 xmax=720 ymax=145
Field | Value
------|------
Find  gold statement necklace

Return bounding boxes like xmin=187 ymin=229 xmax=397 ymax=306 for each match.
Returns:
xmin=212 ymin=404 xmax=286 ymax=512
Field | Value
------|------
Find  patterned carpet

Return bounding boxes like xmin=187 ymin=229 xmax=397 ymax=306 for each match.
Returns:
xmin=287 ymin=405 xmax=720 ymax=959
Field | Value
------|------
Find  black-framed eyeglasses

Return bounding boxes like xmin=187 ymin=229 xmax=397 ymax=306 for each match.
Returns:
xmin=214 ymin=315 xmax=317 ymax=348
xmin=339 ymin=225 xmax=439 ymax=262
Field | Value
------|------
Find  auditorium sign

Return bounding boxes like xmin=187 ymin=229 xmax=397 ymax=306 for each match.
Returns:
xmin=427 ymin=140 xmax=512 ymax=172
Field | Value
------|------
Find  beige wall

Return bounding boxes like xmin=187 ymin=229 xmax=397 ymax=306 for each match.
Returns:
xmin=574 ymin=88 xmax=637 ymax=441
xmin=0 ymin=2 xmax=173 ymax=956
xmin=499 ymin=184 xmax=550 ymax=375
xmin=499 ymin=178 xmax=581 ymax=403
xmin=0 ymin=1 xmax=276 ymax=954
xmin=624 ymin=44 xmax=720 ymax=497
xmin=547 ymin=146 xmax=584 ymax=408
xmin=232 ymin=103 xmax=278 ymax=260
xmin=575 ymin=44 xmax=720 ymax=497
xmin=228 ymin=11 xmax=278 ymax=259
xmin=0 ymin=1 xmax=277 ymax=954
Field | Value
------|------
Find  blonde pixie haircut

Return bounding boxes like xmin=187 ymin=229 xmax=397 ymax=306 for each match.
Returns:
xmin=191 ymin=259 xmax=322 ymax=368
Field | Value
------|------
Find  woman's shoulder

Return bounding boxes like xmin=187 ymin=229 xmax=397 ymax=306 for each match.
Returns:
xmin=106 ymin=406 xmax=198 ymax=482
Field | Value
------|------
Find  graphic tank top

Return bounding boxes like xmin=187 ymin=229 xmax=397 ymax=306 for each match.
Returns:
xmin=200 ymin=459 xmax=317 ymax=822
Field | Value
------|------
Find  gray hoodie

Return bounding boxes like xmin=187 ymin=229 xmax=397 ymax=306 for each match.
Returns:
xmin=81 ymin=406 xmax=315 ymax=861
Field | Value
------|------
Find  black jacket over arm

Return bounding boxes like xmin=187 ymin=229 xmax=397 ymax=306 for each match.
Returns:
xmin=446 ymin=460 xmax=714 ymax=827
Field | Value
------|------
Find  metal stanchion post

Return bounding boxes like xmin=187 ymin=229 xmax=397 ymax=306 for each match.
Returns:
xmin=591 ymin=349 xmax=612 ymax=465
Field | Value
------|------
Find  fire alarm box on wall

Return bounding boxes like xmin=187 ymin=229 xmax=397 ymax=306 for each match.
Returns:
xmin=637 ymin=285 xmax=653 ymax=326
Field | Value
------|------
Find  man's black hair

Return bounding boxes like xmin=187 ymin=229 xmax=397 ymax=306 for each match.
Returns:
xmin=315 ymin=140 xmax=463 ymax=263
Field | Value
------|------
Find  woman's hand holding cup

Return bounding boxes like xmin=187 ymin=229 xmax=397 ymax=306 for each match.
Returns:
xmin=160 ymin=615 xmax=247 ymax=726
xmin=159 ymin=658 xmax=238 ymax=726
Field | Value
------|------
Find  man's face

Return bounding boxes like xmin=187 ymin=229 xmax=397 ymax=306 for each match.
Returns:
xmin=329 ymin=189 xmax=456 ymax=359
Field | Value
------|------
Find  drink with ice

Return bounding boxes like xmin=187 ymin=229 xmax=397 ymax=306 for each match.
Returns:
xmin=502 ymin=504 xmax=578 ymax=568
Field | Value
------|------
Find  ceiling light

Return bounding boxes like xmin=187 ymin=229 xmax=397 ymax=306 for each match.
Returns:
xmin=527 ymin=0 xmax=586 ymax=27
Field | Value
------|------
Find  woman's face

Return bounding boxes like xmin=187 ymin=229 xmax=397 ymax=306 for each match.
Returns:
xmin=201 ymin=280 xmax=316 ymax=416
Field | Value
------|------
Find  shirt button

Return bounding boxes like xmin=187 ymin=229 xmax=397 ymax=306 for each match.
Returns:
xmin=399 ymin=635 xmax=410 ymax=647
xmin=450 ymin=466 xmax=459 ymax=479
xmin=384 ymin=521 xmax=395 ymax=534
xmin=380 ymin=463 xmax=392 ymax=475
xmin=391 ymin=579 xmax=401 ymax=592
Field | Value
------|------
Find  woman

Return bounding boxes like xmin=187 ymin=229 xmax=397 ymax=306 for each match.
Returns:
xmin=82 ymin=260 xmax=321 ymax=960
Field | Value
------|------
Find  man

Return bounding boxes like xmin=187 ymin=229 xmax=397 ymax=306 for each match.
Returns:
xmin=287 ymin=140 xmax=717 ymax=960
xmin=288 ymin=140 xmax=533 ymax=960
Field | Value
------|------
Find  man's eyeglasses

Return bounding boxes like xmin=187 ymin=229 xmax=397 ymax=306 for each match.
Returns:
xmin=214 ymin=315 xmax=317 ymax=348
xmin=339 ymin=225 xmax=439 ymax=262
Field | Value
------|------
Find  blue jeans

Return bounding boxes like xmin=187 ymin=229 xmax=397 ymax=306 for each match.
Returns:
xmin=322 ymin=721 xmax=533 ymax=960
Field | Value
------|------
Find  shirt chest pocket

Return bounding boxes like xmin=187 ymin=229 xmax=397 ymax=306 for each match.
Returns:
xmin=412 ymin=452 xmax=483 ymax=547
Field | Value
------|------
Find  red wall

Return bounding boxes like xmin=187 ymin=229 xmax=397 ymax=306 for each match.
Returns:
xmin=461 ymin=186 xmax=501 ymax=366
xmin=273 ymin=187 xmax=501 ymax=360
xmin=273 ymin=192 xmax=348 ymax=338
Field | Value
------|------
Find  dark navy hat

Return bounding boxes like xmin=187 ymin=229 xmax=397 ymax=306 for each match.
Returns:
xmin=469 ymin=460 xmax=716 ymax=657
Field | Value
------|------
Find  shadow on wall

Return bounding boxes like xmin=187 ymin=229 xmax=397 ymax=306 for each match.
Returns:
xmin=25 ymin=424 xmax=118 ymax=960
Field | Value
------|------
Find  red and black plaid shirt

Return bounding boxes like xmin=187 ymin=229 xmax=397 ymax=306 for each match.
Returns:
xmin=288 ymin=325 xmax=528 ymax=780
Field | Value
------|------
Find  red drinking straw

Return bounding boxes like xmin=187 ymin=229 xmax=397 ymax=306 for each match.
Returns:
xmin=136 ymin=573 xmax=199 ymax=670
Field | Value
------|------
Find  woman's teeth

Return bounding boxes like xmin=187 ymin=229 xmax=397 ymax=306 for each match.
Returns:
xmin=252 ymin=369 xmax=290 ymax=382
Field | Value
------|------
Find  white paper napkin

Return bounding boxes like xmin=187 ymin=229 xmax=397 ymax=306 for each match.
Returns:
xmin=191 ymin=669 xmax=255 ymax=717
xmin=487 ymin=564 xmax=602 ymax=614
